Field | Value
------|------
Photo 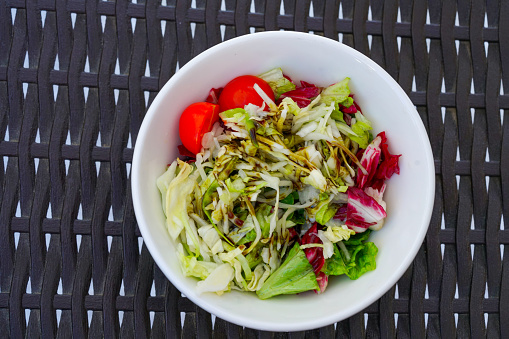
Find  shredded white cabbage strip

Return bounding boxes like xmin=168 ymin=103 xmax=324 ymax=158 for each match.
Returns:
xmin=276 ymin=207 xmax=296 ymax=234
xmin=317 ymin=230 xmax=334 ymax=259
xmin=253 ymin=83 xmax=277 ymax=110
xmin=256 ymin=198 xmax=317 ymax=210
xmin=300 ymin=243 xmax=324 ymax=250
xmin=260 ymin=172 xmax=280 ymax=237
xmin=243 ymin=198 xmax=262 ymax=255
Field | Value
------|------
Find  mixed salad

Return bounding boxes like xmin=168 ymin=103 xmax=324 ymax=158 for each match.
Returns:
xmin=157 ymin=68 xmax=401 ymax=299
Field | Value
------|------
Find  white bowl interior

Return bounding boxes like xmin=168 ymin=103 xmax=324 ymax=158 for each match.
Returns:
xmin=132 ymin=31 xmax=434 ymax=332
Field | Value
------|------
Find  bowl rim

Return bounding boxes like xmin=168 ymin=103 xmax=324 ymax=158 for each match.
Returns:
xmin=132 ymin=30 xmax=435 ymax=332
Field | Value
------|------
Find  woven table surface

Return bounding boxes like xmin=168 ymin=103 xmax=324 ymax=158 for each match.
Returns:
xmin=1 ymin=0 xmax=508 ymax=337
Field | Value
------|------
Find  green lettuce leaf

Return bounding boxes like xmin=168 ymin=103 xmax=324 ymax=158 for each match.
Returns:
xmin=322 ymin=230 xmax=378 ymax=279
xmin=315 ymin=203 xmax=338 ymax=225
xmin=330 ymin=109 xmax=346 ymax=123
xmin=280 ymin=191 xmax=299 ymax=204
xmin=349 ymin=123 xmax=371 ymax=149
xmin=319 ymin=77 xmax=352 ymax=106
xmin=280 ymin=97 xmax=301 ymax=116
xmin=258 ymin=68 xmax=296 ymax=99
xmin=257 ymin=243 xmax=319 ymax=299
xmin=232 ymin=205 xmax=248 ymax=221
xmin=342 ymin=96 xmax=354 ymax=107
xmin=319 ymin=192 xmax=329 ymax=201
xmin=237 ymin=229 xmax=256 ymax=245
xmin=220 ymin=107 xmax=245 ymax=118
xmin=343 ymin=229 xmax=372 ymax=246
xmin=330 ymin=106 xmax=358 ymax=137
xmin=289 ymin=209 xmax=306 ymax=225
xmin=348 ymin=112 xmax=373 ymax=149
xmin=344 ymin=242 xmax=378 ymax=280
xmin=321 ymin=244 xmax=348 ymax=276
xmin=280 ymin=191 xmax=306 ymax=225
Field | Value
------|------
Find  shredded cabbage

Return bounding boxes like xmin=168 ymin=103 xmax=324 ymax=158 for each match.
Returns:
xmin=196 ymin=263 xmax=234 ymax=295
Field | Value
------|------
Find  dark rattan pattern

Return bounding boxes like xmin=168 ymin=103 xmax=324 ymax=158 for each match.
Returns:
xmin=1 ymin=0 xmax=508 ymax=337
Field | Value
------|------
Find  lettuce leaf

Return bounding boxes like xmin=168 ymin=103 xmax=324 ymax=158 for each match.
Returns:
xmin=220 ymin=107 xmax=247 ymax=120
xmin=279 ymin=191 xmax=306 ymax=224
xmin=237 ymin=229 xmax=256 ymax=246
xmin=330 ymin=109 xmax=346 ymax=123
xmin=343 ymin=242 xmax=378 ymax=280
xmin=280 ymin=97 xmax=302 ymax=116
xmin=349 ymin=113 xmax=373 ymax=149
xmin=315 ymin=203 xmax=339 ymax=225
xmin=280 ymin=191 xmax=299 ymax=204
xmin=321 ymin=244 xmax=348 ymax=276
xmin=258 ymin=68 xmax=296 ymax=99
xmin=289 ymin=209 xmax=306 ymax=225
xmin=256 ymin=243 xmax=319 ymax=299
xmin=319 ymin=77 xmax=352 ymax=106
xmin=321 ymin=236 xmax=378 ymax=279
xmin=343 ymin=229 xmax=372 ymax=246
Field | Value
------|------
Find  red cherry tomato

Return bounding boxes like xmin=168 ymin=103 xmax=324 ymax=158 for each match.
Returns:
xmin=179 ymin=102 xmax=220 ymax=154
xmin=218 ymin=75 xmax=275 ymax=111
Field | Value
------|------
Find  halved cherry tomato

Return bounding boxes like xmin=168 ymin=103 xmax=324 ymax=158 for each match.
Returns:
xmin=179 ymin=102 xmax=220 ymax=154
xmin=218 ymin=75 xmax=275 ymax=111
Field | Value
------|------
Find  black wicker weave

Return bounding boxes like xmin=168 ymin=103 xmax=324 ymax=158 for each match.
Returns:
xmin=1 ymin=0 xmax=508 ymax=337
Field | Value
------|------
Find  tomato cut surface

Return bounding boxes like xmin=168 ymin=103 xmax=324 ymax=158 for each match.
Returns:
xmin=179 ymin=102 xmax=220 ymax=154
xmin=218 ymin=75 xmax=275 ymax=111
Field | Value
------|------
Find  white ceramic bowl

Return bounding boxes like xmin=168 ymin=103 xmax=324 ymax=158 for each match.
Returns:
xmin=132 ymin=31 xmax=434 ymax=332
